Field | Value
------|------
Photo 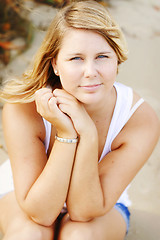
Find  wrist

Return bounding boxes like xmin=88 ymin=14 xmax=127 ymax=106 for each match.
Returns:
xmin=80 ymin=123 xmax=97 ymax=139
xmin=56 ymin=130 xmax=78 ymax=139
xmin=55 ymin=135 xmax=78 ymax=144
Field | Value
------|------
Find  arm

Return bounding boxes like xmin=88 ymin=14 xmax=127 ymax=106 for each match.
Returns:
xmin=98 ymin=102 xmax=159 ymax=213
xmin=55 ymin=90 xmax=159 ymax=221
xmin=2 ymin=89 xmax=78 ymax=226
xmin=67 ymin=129 xmax=104 ymax=221
xmin=52 ymin=89 xmax=105 ymax=220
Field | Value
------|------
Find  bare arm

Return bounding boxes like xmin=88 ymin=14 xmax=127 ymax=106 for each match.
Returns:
xmin=2 ymin=89 xmax=78 ymax=226
xmin=98 ymin=102 xmax=159 ymax=212
xmin=54 ymin=90 xmax=159 ymax=221
xmin=53 ymin=89 xmax=104 ymax=220
xmin=67 ymin=129 xmax=104 ymax=221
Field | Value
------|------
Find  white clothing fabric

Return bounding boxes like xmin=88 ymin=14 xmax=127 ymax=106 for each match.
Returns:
xmin=0 ymin=82 xmax=144 ymax=204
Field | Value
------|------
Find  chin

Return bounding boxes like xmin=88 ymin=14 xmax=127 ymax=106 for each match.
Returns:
xmin=79 ymin=96 xmax=102 ymax=105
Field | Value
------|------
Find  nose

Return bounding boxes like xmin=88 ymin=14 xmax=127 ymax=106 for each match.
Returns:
xmin=83 ymin=60 xmax=97 ymax=79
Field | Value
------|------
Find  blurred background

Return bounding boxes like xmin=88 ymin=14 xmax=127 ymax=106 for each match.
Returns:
xmin=0 ymin=0 xmax=160 ymax=239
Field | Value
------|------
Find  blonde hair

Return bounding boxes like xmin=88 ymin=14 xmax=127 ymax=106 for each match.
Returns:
xmin=0 ymin=0 xmax=128 ymax=103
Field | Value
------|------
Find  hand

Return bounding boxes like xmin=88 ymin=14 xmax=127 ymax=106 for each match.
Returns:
xmin=35 ymin=88 xmax=77 ymax=137
xmin=53 ymin=89 xmax=97 ymax=137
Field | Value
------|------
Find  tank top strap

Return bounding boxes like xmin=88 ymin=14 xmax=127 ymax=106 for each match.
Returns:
xmin=126 ymin=98 xmax=144 ymax=122
xmin=42 ymin=118 xmax=52 ymax=153
xmin=99 ymin=82 xmax=144 ymax=162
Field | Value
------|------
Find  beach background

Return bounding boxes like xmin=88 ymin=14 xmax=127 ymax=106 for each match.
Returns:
xmin=0 ymin=0 xmax=160 ymax=239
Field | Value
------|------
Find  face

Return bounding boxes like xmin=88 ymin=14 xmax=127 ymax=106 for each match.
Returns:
xmin=52 ymin=28 xmax=118 ymax=105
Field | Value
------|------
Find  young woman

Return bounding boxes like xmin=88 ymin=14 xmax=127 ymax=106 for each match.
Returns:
xmin=0 ymin=1 xmax=159 ymax=239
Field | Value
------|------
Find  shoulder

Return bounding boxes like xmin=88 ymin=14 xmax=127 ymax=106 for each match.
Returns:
xmin=112 ymin=92 xmax=160 ymax=153
xmin=2 ymin=101 xmax=45 ymax=142
xmin=130 ymin=91 xmax=159 ymax=136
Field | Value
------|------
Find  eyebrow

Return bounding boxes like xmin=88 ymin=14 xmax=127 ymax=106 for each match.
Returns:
xmin=67 ymin=51 xmax=112 ymax=56
xmin=96 ymin=51 xmax=112 ymax=55
xmin=67 ymin=53 xmax=83 ymax=56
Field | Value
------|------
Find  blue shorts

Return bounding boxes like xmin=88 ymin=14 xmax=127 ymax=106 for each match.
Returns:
xmin=114 ymin=203 xmax=130 ymax=233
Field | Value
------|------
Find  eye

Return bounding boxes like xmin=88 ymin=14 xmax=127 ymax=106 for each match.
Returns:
xmin=70 ymin=57 xmax=82 ymax=61
xmin=97 ymin=55 xmax=109 ymax=59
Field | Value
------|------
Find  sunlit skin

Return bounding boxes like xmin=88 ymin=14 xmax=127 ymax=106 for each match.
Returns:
xmin=52 ymin=29 xmax=118 ymax=110
xmin=1 ymin=26 xmax=159 ymax=240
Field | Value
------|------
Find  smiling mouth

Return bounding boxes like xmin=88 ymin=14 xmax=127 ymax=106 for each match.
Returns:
xmin=80 ymin=84 xmax=102 ymax=90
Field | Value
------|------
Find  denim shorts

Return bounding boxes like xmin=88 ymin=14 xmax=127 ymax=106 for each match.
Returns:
xmin=114 ymin=203 xmax=130 ymax=233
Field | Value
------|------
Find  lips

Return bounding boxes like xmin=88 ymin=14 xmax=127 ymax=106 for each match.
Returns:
xmin=80 ymin=83 xmax=102 ymax=91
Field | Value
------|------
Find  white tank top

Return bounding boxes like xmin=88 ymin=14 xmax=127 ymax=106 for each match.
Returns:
xmin=43 ymin=82 xmax=144 ymax=159
xmin=0 ymin=82 xmax=144 ymax=205
xmin=100 ymin=82 xmax=144 ymax=161
xmin=42 ymin=82 xmax=144 ymax=206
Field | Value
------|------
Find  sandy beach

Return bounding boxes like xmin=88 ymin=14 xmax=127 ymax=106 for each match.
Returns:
xmin=0 ymin=0 xmax=160 ymax=239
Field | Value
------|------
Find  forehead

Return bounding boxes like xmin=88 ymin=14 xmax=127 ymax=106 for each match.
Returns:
xmin=59 ymin=28 xmax=114 ymax=53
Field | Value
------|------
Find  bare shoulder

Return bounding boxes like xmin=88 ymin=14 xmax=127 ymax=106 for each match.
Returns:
xmin=131 ymin=91 xmax=159 ymax=138
xmin=2 ymin=101 xmax=45 ymax=142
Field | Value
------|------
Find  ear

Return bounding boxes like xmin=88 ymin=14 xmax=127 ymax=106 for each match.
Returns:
xmin=51 ymin=58 xmax=59 ymax=76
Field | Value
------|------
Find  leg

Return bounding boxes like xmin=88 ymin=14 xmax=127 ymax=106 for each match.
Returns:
xmin=58 ymin=208 xmax=127 ymax=240
xmin=0 ymin=192 xmax=54 ymax=240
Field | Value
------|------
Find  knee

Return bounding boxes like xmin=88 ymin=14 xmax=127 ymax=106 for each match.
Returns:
xmin=3 ymin=225 xmax=53 ymax=240
xmin=26 ymin=225 xmax=53 ymax=240
xmin=19 ymin=224 xmax=54 ymax=240
xmin=59 ymin=223 xmax=93 ymax=240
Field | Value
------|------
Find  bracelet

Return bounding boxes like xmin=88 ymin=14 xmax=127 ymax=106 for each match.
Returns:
xmin=55 ymin=135 xmax=78 ymax=143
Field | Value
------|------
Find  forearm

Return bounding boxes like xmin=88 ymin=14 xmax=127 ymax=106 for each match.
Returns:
xmin=20 ymin=140 xmax=77 ymax=226
xmin=67 ymin=131 xmax=104 ymax=221
xmin=45 ymin=89 xmax=105 ymax=220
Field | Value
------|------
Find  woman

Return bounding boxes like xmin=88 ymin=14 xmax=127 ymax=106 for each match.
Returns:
xmin=0 ymin=1 xmax=159 ymax=239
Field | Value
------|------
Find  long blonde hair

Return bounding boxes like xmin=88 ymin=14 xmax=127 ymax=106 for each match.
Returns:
xmin=0 ymin=0 xmax=128 ymax=103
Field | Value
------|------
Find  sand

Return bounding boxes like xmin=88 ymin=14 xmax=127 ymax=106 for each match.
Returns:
xmin=0 ymin=0 xmax=160 ymax=239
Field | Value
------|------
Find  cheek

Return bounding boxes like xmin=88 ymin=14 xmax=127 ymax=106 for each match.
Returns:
xmin=110 ymin=59 xmax=118 ymax=72
xmin=103 ymin=61 xmax=118 ymax=78
xmin=59 ymin=64 xmax=78 ymax=78
xmin=57 ymin=67 xmax=69 ymax=84
xmin=111 ymin=63 xmax=118 ymax=76
xmin=58 ymin=64 xmax=80 ymax=87
xmin=59 ymin=73 xmax=75 ymax=92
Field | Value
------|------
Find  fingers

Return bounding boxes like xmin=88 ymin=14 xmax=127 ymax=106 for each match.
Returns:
xmin=34 ymin=88 xmax=77 ymax=135
xmin=48 ymin=97 xmax=59 ymax=113
xmin=35 ymin=88 xmax=56 ymax=117
xmin=53 ymin=89 xmax=75 ymax=101
xmin=53 ymin=89 xmax=78 ymax=107
xmin=55 ymin=97 xmax=78 ymax=117
xmin=35 ymin=87 xmax=78 ymax=120
xmin=35 ymin=88 xmax=53 ymax=107
xmin=35 ymin=88 xmax=69 ymax=122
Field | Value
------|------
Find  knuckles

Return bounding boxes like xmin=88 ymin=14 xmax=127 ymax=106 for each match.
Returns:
xmin=35 ymin=88 xmax=52 ymax=97
xmin=35 ymin=88 xmax=87 ymax=131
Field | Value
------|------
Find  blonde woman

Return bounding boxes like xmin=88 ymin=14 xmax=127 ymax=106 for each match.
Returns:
xmin=0 ymin=1 xmax=159 ymax=239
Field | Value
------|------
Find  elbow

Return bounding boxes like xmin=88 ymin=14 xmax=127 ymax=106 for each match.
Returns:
xmin=69 ymin=202 xmax=118 ymax=223
xmin=19 ymin=200 xmax=57 ymax=227
xmin=27 ymin=205 xmax=61 ymax=227
xmin=69 ymin=211 xmax=94 ymax=222
xmin=69 ymin=203 xmax=112 ymax=222
xmin=68 ymin=205 xmax=105 ymax=223
xmin=30 ymin=215 xmax=56 ymax=227
xmin=68 ymin=197 xmax=120 ymax=223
